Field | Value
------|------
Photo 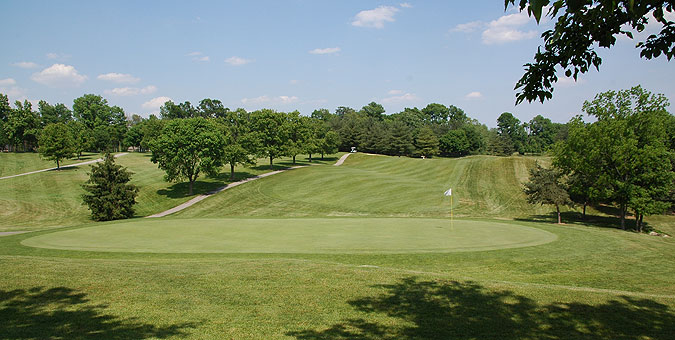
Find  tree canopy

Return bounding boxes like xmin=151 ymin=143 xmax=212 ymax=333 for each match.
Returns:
xmin=38 ymin=123 xmax=75 ymax=169
xmin=150 ymin=117 xmax=226 ymax=195
xmin=506 ymin=0 xmax=675 ymax=104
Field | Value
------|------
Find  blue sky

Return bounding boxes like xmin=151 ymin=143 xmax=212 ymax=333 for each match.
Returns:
xmin=1 ymin=1 xmax=673 ymax=127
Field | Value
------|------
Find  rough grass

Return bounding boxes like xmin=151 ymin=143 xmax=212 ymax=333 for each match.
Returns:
xmin=1 ymin=152 xmax=673 ymax=339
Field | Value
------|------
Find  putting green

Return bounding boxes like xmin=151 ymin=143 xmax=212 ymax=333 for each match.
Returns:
xmin=21 ymin=218 xmax=557 ymax=254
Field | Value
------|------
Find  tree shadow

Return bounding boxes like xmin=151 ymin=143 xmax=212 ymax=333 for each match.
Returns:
xmin=516 ymin=210 xmax=652 ymax=232
xmin=46 ymin=166 xmax=81 ymax=172
xmin=0 ymin=286 xmax=197 ymax=339
xmin=288 ymin=277 xmax=674 ymax=340
xmin=155 ymin=171 xmax=259 ymax=198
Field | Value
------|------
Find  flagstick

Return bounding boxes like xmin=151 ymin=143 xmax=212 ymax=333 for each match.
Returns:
xmin=450 ymin=194 xmax=453 ymax=231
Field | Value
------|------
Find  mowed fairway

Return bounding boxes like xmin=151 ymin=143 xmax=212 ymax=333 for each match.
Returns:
xmin=1 ymin=153 xmax=674 ymax=339
xmin=21 ymin=218 xmax=556 ymax=253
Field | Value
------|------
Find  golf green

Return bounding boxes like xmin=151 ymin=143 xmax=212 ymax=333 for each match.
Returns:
xmin=21 ymin=218 xmax=557 ymax=254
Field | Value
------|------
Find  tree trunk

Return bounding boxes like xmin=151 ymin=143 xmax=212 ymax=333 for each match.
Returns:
xmin=293 ymin=155 xmax=296 ymax=164
xmin=56 ymin=159 xmax=60 ymax=169
xmin=321 ymin=152 xmax=324 ymax=160
xmin=188 ymin=180 xmax=194 ymax=196
xmin=556 ymin=205 xmax=561 ymax=224
xmin=309 ymin=153 xmax=312 ymax=162
xmin=620 ymin=204 xmax=626 ymax=230
xmin=269 ymin=156 xmax=273 ymax=168
xmin=638 ymin=214 xmax=644 ymax=232
xmin=582 ymin=202 xmax=587 ymax=220
xmin=230 ymin=163 xmax=235 ymax=181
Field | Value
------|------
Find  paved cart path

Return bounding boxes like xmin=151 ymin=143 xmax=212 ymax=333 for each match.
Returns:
xmin=0 ymin=153 xmax=129 ymax=180
xmin=333 ymin=153 xmax=352 ymax=166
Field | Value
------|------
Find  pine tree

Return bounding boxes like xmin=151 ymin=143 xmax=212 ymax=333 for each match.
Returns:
xmin=82 ymin=152 xmax=138 ymax=221
xmin=415 ymin=126 xmax=439 ymax=158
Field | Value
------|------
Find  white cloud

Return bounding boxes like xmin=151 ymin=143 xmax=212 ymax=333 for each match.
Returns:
xmin=382 ymin=92 xmax=419 ymax=104
xmin=387 ymin=89 xmax=403 ymax=95
xmin=12 ymin=61 xmax=39 ymax=69
xmin=97 ymin=72 xmax=140 ymax=83
xmin=0 ymin=78 xmax=16 ymax=86
xmin=465 ymin=91 xmax=483 ymax=99
xmin=31 ymin=64 xmax=87 ymax=87
xmin=481 ymin=12 xmax=537 ymax=44
xmin=241 ymin=95 xmax=299 ymax=106
xmin=225 ymin=56 xmax=252 ymax=66
xmin=105 ymin=85 xmax=157 ymax=96
xmin=187 ymin=51 xmax=210 ymax=62
xmin=46 ymin=52 xmax=70 ymax=60
xmin=309 ymin=47 xmax=341 ymax=55
xmin=557 ymin=76 xmax=585 ymax=87
xmin=451 ymin=21 xmax=484 ymax=33
xmin=400 ymin=3 xmax=412 ymax=8
xmin=142 ymin=96 xmax=172 ymax=114
xmin=352 ymin=6 xmax=400 ymax=29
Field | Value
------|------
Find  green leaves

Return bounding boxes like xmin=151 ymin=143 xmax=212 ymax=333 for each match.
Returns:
xmin=82 ymin=152 xmax=138 ymax=221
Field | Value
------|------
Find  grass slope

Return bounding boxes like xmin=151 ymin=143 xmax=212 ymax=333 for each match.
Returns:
xmin=177 ymin=154 xmax=553 ymax=219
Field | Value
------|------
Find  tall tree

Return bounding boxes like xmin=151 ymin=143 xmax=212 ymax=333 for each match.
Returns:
xmin=506 ymin=0 xmax=675 ymax=104
xmin=38 ymin=123 xmax=75 ymax=169
xmin=389 ymin=121 xmax=415 ymax=156
xmin=38 ymin=100 xmax=72 ymax=126
xmin=68 ymin=120 xmax=93 ymax=159
xmin=524 ymin=163 xmax=573 ymax=224
xmin=82 ymin=152 xmax=138 ymax=221
xmin=249 ymin=109 xmax=290 ymax=167
xmin=5 ymin=100 xmax=39 ymax=152
xmin=218 ymin=109 xmax=256 ymax=180
xmin=497 ymin=112 xmax=526 ymax=154
xmin=415 ymin=126 xmax=440 ymax=158
xmin=360 ymin=102 xmax=386 ymax=120
xmin=150 ymin=118 xmax=226 ymax=195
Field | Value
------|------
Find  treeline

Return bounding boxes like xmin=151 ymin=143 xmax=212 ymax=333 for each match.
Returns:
xmin=1 ymin=93 xmax=567 ymax=161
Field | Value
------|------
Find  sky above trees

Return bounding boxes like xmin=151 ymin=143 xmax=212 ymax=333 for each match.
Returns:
xmin=1 ymin=1 xmax=673 ymax=126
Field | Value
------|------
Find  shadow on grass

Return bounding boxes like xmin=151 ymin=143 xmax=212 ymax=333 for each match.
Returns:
xmin=288 ymin=277 xmax=674 ymax=340
xmin=46 ymin=166 xmax=82 ymax=172
xmin=0 ymin=287 xmax=197 ymax=339
xmin=155 ymin=171 xmax=259 ymax=198
xmin=516 ymin=210 xmax=652 ymax=232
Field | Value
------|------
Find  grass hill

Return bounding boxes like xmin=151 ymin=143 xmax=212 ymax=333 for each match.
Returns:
xmin=176 ymin=153 xmax=552 ymax=219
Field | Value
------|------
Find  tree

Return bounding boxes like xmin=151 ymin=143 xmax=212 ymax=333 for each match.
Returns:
xmin=555 ymin=86 xmax=674 ymax=230
xmin=5 ymin=100 xmax=39 ymax=152
xmin=38 ymin=100 xmax=72 ymax=126
xmin=82 ymin=152 xmax=138 ymax=221
xmin=68 ymin=120 xmax=93 ymax=159
xmin=0 ymin=94 xmax=11 ymax=150
xmin=150 ymin=118 xmax=226 ymax=195
xmin=72 ymin=94 xmax=127 ymax=151
xmin=415 ymin=126 xmax=440 ymax=158
xmin=506 ymin=0 xmax=675 ymax=104
xmin=441 ymin=129 xmax=470 ymax=157
xmin=198 ymin=98 xmax=229 ymax=119
xmin=389 ymin=121 xmax=415 ymax=156
xmin=218 ymin=109 xmax=256 ymax=180
xmin=249 ymin=109 xmax=290 ymax=167
xmin=360 ymin=102 xmax=385 ymax=120
xmin=38 ymin=123 xmax=75 ymax=169
xmin=523 ymin=163 xmax=573 ymax=224
xmin=320 ymin=130 xmax=340 ymax=159
xmin=497 ymin=112 xmax=526 ymax=154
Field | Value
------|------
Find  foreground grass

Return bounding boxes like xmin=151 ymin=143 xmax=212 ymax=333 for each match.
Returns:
xmin=0 ymin=152 xmax=340 ymax=231
xmin=1 ymin=218 xmax=674 ymax=339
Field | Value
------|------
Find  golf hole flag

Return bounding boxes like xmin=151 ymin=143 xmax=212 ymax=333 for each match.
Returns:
xmin=444 ymin=188 xmax=452 ymax=196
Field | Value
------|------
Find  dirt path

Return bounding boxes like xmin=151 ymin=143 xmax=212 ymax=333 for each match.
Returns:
xmin=0 ymin=153 xmax=129 ymax=180
xmin=333 ymin=153 xmax=352 ymax=166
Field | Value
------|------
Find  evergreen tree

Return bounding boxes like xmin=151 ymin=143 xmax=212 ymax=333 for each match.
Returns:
xmin=82 ymin=152 xmax=138 ymax=221
xmin=415 ymin=126 xmax=440 ymax=158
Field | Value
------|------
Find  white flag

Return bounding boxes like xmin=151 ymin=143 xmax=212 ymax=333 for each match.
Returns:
xmin=444 ymin=188 xmax=452 ymax=196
